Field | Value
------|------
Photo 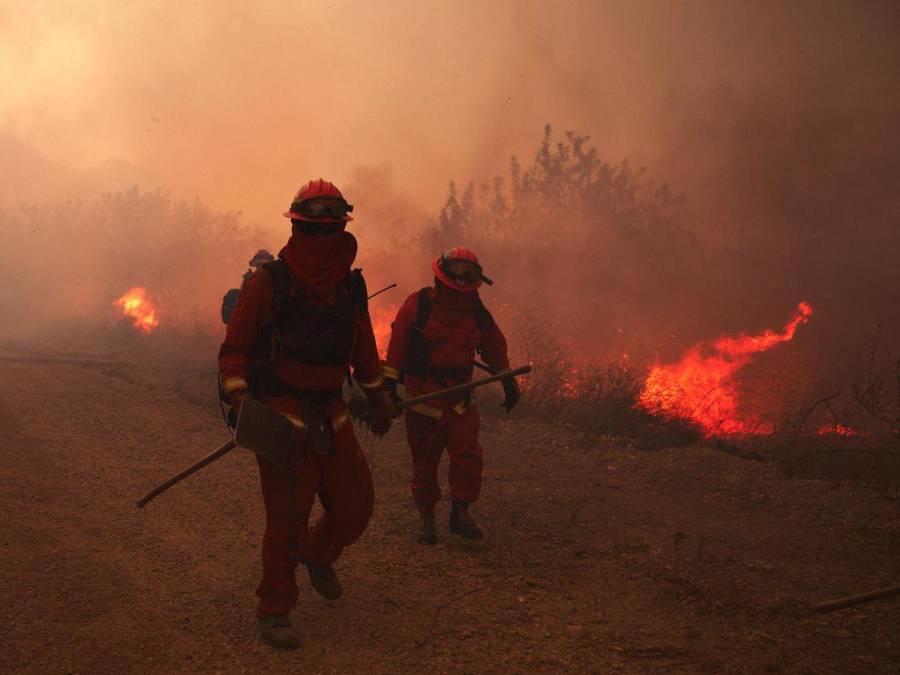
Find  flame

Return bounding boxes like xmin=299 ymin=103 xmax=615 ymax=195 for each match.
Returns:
xmin=638 ymin=302 xmax=813 ymax=436
xmin=369 ymin=304 xmax=397 ymax=358
xmin=114 ymin=287 xmax=160 ymax=333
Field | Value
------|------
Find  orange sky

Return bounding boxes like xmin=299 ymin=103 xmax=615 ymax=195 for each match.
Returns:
xmin=0 ymin=0 xmax=895 ymax=255
xmin=8 ymin=0 xmax=893 ymax=225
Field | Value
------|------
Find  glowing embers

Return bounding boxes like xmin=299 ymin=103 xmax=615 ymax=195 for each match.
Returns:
xmin=638 ymin=302 xmax=814 ymax=436
xmin=817 ymin=423 xmax=865 ymax=437
xmin=114 ymin=287 xmax=160 ymax=334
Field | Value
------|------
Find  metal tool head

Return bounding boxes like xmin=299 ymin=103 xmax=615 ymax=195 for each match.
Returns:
xmin=234 ymin=397 xmax=295 ymax=468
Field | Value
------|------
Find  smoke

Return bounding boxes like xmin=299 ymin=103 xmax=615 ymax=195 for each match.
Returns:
xmin=1 ymin=0 xmax=897 ymax=390
xmin=650 ymin=5 xmax=900 ymax=368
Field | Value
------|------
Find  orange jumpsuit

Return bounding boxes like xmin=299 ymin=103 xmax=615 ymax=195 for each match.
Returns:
xmin=384 ymin=283 xmax=510 ymax=514
xmin=218 ymin=231 xmax=383 ymax=617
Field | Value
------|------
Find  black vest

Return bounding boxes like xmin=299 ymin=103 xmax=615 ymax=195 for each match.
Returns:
xmin=250 ymin=260 xmax=367 ymax=395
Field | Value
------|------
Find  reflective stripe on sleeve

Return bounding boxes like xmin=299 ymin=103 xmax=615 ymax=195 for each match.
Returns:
xmin=453 ymin=399 xmax=472 ymax=415
xmin=332 ymin=411 xmax=351 ymax=430
xmin=284 ymin=410 xmax=351 ymax=432
xmin=406 ymin=398 xmax=473 ymax=418
xmin=284 ymin=414 xmax=307 ymax=430
xmin=382 ymin=365 xmax=400 ymax=380
xmin=222 ymin=376 xmax=249 ymax=395
xmin=358 ymin=374 xmax=384 ymax=389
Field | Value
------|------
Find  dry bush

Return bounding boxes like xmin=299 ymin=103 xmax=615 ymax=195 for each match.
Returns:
xmin=852 ymin=328 xmax=900 ymax=439
xmin=416 ymin=124 xmax=707 ymax=362
xmin=760 ymin=335 xmax=900 ymax=487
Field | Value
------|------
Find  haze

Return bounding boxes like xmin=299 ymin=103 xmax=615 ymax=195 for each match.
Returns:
xmin=2 ymin=0 xmax=898 ymax=365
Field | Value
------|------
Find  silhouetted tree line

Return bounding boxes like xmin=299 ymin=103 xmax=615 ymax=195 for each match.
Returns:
xmin=1 ymin=188 xmax=262 ymax=336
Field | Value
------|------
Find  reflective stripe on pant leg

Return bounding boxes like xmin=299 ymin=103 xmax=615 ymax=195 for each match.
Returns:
xmin=255 ymin=435 xmax=317 ymax=617
xmin=405 ymin=409 xmax=445 ymax=515
xmin=305 ymin=424 xmax=375 ymax=568
xmin=446 ymin=404 xmax=483 ymax=504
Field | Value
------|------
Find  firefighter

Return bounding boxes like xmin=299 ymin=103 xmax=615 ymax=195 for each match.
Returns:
xmin=246 ymin=249 xmax=275 ymax=281
xmin=221 ymin=249 xmax=274 ymax=324
xmin=218 ymin=179 xmax=393 ymax=649
xmin=383 ymin=248 xmax=520 ymax=545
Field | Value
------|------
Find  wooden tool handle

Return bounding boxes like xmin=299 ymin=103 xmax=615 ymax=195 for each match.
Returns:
xmin=397 ymin=365 xmax=532 ymax=410
xmin=136 ymin=439 xmax=236 ymax=509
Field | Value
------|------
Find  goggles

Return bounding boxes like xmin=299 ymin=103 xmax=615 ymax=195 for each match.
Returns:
xmin=291 ymin=197 xmax=353 ymax=221
xmin=439 ymin=256 xmax=493 ymax=286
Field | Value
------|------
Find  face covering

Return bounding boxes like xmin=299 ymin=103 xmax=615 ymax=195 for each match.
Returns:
xmin=280 ymin=229 xmax=358 ymax=298
xmin=434 ymin=277 xmax=478 ymax=309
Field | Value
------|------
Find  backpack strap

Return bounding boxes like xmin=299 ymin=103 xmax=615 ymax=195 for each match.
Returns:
xmin=349 ymin=268 xmax=368 ymax=313
xmin=262 ymin=259 xmax=293 ymax=321
xmin=472 ymin=294 xmax=494 ymax=331
xmin=415 ymin=287 xmax=432 ymax=331
xmin=262 ymin=260 xmax=367 ymax=328
xmin=402 ymin=288 xmax=433 ymax=379
xmin=247 ymin=260 xmax=293 ymax=393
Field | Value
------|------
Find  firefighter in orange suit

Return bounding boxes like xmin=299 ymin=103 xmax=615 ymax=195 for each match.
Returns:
xmin=221 ymin=249 xmax=274 ymax=324
xmin=383 ymin=248 xmax=520 ymax=544
xmin=218 ymin=179 xmax=393 ymax=649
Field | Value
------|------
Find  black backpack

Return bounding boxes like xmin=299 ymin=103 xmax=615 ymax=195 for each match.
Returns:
xmin=221 ymin=288 xmax=241 ymax=324
xmin=247 ymin=260 xmax=368 ymax=396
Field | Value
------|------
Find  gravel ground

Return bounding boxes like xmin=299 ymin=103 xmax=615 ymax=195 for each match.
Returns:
xmin=2 ymin=347 xmax=899 ymax=673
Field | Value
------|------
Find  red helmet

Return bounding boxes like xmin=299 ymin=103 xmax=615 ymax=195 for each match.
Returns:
xmin=283 ymin=179 xmax=354 ymax=222
xmin=432 ymin=247 xmax=493 ymax=292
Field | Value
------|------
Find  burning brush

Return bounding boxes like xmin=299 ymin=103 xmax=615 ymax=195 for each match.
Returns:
xmin=638 ymin=302 xmax=814 ymax=436
xmin=114 ymin=286 xmax=160 ymax=334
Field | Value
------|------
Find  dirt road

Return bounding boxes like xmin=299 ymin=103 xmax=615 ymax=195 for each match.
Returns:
xmin=2 ymin=346 xmax=899 ymax=673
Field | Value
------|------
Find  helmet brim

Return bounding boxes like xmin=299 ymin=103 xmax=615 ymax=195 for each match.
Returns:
xmin=283 ymin=210 xmax=354 ymax=222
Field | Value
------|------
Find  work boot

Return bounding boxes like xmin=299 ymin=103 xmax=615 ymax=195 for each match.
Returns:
xmin=417 ymin=511 xmax=437 ymax=545
xmin=305 ymin=562 xmax=343 ymax=601
xmin=449 ymin=500 xmax=484 ymax=539
xmin=258 ymin=614 xmax=298 ymax=650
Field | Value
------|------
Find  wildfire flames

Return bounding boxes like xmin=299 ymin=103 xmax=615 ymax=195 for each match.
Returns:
xmin=369 ymin=305 xmax=397 ymax=359
xmin=638 ymin=302 xmax=814 ymax=436
xmin=114 ymin=287 xmax=160 ymax=334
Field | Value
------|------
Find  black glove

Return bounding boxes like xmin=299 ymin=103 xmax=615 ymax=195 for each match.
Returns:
xmin=500 ymin=377 xmax=521 ymax=413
